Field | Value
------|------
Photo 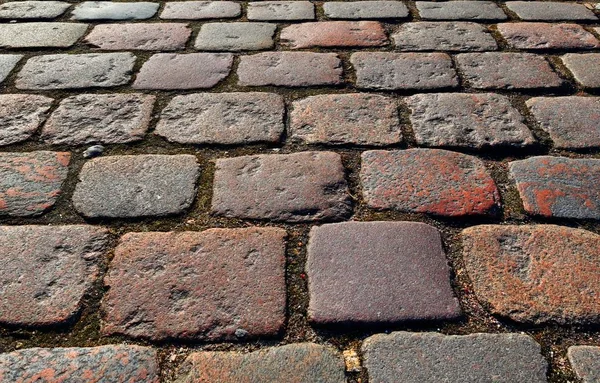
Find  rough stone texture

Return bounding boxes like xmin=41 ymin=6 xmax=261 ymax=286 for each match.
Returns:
xmin=0 ymin=225 xmax=108 ymax=326
xmin=455 ymin=52 xmax=564 ymax=90
xmin=568 ymin=346 xmax=600 ymax=383
xmin=289 ymin=93 xmax=401 ymax=146
xmin=0 ymin=1 xmax=70 ymax=19
xmin=195 ymin=23 xmax=276 ymax=51
xmin=561 ymin=53 xmax=600 ymax=89
xmin=406 ymin=93 xmax=535 ymax=149
xmin=42 ymin=93 xmax=155 ymax=145
xmin=133 ymin=53 xmax=233 ymax=90
xmin=352 ymin=52 xmax=457 ymax=90
xmin=155 ymin=92 xmax=284 ymax=145
xmin=497 ymin=23 xmax=600 ymax=50
xmin=72 ymin=155 xmax=200 ymax=218
xmin=463 ymin=224 xmax=600 ymax=325
xmin=526 ymin=96 xmax=600 ymax=150
xmin=176 ymin=344 xmax=346 ymax=382
xmin=212 ymin=152 xmax=351 ymax=222
xmin=85 ymin=23 xmax=191 ymax=51
xmin=362 ymin=332 xmax=547 ymax=383
xmin=360 ymin=149 xmax=500 ymax=216
xmin=247 ymin=1 xmax=314 ymax=21
xmin=102 ymin=227 xmax=286 ymax=341
xmin=506 ymin=2 xmax=597 ymax=21
xmin=323 ymin=1 xmax=409 ymax=19
xmin=160 ymin=1 xmax=241 ymax=19
xmin=307 ymin=222 xmax=461 ymax=325
xmin=238 ymin=52 xmax=342 ymax=87
xmin=281 ymin=21 xmax=387 ymax=49
xmin=509 ymin=156 xmax=600 ymax=220
xmin=16 ymin=53 xmax=136 ymax=90
xmin=71 ymin=1 xmax=159 ymax=20
xmin=393 ymin=22 xmax=497 ymax=52
xmin=0 ymin=346 xmax=160 ymax=383
xmin=0 ymin=94 xmax=54 ymax=146
xmin=0 ymin=23 xmax=87 ymax=48
xmin=0 ymin=54 xmax=22 ymax=84
xmin=416 ymin=1 xmax=507 ymax=20
xmin=0 ymin=151 xmax=70 ymax=217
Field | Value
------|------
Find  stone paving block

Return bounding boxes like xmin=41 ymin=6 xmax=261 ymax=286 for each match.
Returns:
xmin=0 ymin=225 xmax=108 ymax=326
xmin=238 ymin=52 xmax=342 ymax=87
xmin=416 ymin=1 xmax=507 ymax=21
xmin=352 ymin=52 xmax=458 ymax=91
xmin=212 ymin=152 xmax=351 ymax=222
xmin=71 ymin=1 xmax=159 ymax=20
xmin=16 ymin=53 xmax=136 ymax=90
xmin=42 ymin=93 xmax=155 ymax=146
xmin=247 ymin=1 xmax=314 ymax=21
xmin=0 ymin=345 xmax=160 ymax=383
xmin=506 ymin=1 xmax=597 ymax=21
xmin=289 ymin=93 xmax=401 ymax=146
xmin=526 ymin=96 xmax=600 ymax=150
xmin=463 ymin=224 xmax=600 ymax=325
xmin=362 ymin=332 xmax=547 ymax=383
xmin=161 ymin=1 xmax=241 ymax=19
xmin=176 ymin=344 xmax=346 ymax=382
xmin=455 ymin=52 xmax=564 ymax=90
xmin=102 ymin=227 xmax=286 ymax=341
xmin=281 ymin=21 xmax=387 ymax=49
xmin=133 ymin=53 xmax=233 ymax=90
xmin=498 ymin=23 xmax=600 ymax=50
xmin=307 ymin=221 xmax=461 ymax=325
xmin=155 ymin=92 xmax=284 ymax=145
xmin=85 ymin=23 xmax=191 ymax=51
xmin=323 ymin=1 xmax=409 ymax=19
xmin=561 ymin=53 xmax=600 ymax=89
xmin=0 ymin=151 xmax=70 ymax=217
xmin=72 ymin=154 xmax=199 ymax=218
xmin=406 ymin=93 xmax=535 ymax=149
xmin=0 ymin=94 xmax=53 ymax=146
xmin=393 ymin=22 xmax=497 ymax=52
xmin=0 ymin=23 xmax=87 ymax=48
xmin=0 ymin=54 xmax=22 ymax=84
xmin=195 ymin=22 xmax=276 ymax=51
xmin=360 ymin=149 xmax=500 ymax=216
xmin=0 ymin=1 xmax=70 ymax=19
xmin=509 ymin=156 xmax=600 ymax=220
xmin=568 ymin=346 xmax=600 ymax=383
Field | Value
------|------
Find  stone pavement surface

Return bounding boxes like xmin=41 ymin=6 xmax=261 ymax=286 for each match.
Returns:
xmin=0 ymin=1 xmax=599 ymax=382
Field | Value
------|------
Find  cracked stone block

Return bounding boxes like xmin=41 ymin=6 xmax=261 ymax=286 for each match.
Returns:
xmin=195 ymin=23 xmax=276 ymax=51
xmin=0 ymin=23 xmax=87 ymax=48
xmin=85 ymin=23 xmax=191 ymax=51
xmin=323 ymin=1 xmax=409 ymax=19
xmin=498 ymin=23 xmax=600 ymax=50
xmin=71 ymin=1 xmax=159 ymax=20
xmin=568 ymin=346 xmax=600 ymax=383
xmin=393 ymin=22 xmax=497 ymax=52
xmin=416 ymin=1 xmax=507 ymax=20
xmin=160 ymin=1 xmax=241 ymax=19
xmin=247 ymin=1 xmax=314 ymax=21
xmin=281 ymin=21 xmax=387 ymax=49
xmin=0 ymin=94 xmax=54 ymax=146
xmin=0 ymin=1 xmax=71 ymax=19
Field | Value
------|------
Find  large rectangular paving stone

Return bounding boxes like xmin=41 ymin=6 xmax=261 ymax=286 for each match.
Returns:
xmin=0 ymin=54 xmax=22 ymax=84
xmin=247 ymin=1 xmax=314 ymax=21
xmin=307 ymin=222 xmax=461 ymax=325
xmin=561 ymin=53 xmax=600 ymax=89
xmin=0 ymin=94 xmax=54 ymax=146
xmin=71 ymin=1 xmax=159 ymax=20
xmin=0 ymin=225 xmax=108 ymax=326
xmin=281 ymin=21 xmax=387 ymax=49
xmin=393 ymin=22 xmax=497 ymax=52
xmin=0 ymin=1 xmax=70 ymax=19
xmin=160 ymin=1 xmax=241 ymax=19
xmin=85 ymin=23 xmax=191 ymax=51
xmin=506 ymin=1 xmax=597 ymax=21
xmin=569 ymin=346 xmax=600 ymax=383
xmin=323 ymin=1 xmax=409 ymax=19
xmin=102 ymin=227 xmax=286 ymax=341
xmin=498 ymin=23 xmax=600 ymax=50
xmin=362 ymin=332 xmax=547 ymax=383
xmin=416 ymin=1 xmax=507 ymax=20
xmin=195 ymin=23 xmax=276 ymax=51
xmin=0 ymin=23 xmax=87 ymax=48
xmin=72 ymin=154 xmax=200 ymax=218
xmin=212 ymin=152 xmax=351 ymax=222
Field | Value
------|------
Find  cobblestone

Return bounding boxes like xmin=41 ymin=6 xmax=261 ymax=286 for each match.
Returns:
xmin=247 ymin=1 xmax=314 ymax=21
xmin=0 ymin=1 xmax=70 ymax=19
xmin=506 ymin=2 xmax=597 ymax=21
xmin=85 ymin=23 xmax=191 ymax=51
xmin=0 ymin=54 xmax=21 ymax=84
xmin=160 ymin=1 xmax=241 ymax=19
xmin=0 ymin=23 xmax=87 ymax=48
xmin=561 ymin=53 xmax=600 ymax=89
xmin=0 ymin=94 xmax=54 ymax=146
xmin=415 ymin=1 xmax=507 ymax=21
xmin=498 ymin=23 xmax=600 ymax=50
xmin=281 ymin=21 xmax=387 ymax=49
xmin=323 ymin=1 xmax=409 ymax=20
xmin=393 ymin=22 xmax=497 ymax=52
xmin=568 ymin=346 xmax=600 ymax=383
xmin=195 ymin=23 xmax=276 ymax=51
xmin=71 ymin=1 xmax=159 ymax=20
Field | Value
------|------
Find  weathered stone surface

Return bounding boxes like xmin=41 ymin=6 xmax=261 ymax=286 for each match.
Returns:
xmin=0 ymin=346 xmax=159 ymax=383
xmin=307 ymin=222 xmax=461 ymax=325
xmin=526 ymin=96 xmax=600 ymax=150
xmin=416 ymin=1 xmax=507 ymax=20
xmin=0 ymin=1 xmax=70 ymax=19
xmin=290 ymin=93 xmax=401 ymax=146
xmin=463 ymin=225 xmax=600 ymax=324
xmin=72 ymin=155 xmax=199 ymax=218
xmin=0 ymin=225 xmax=108 ymax=326
xmin=360 ymin=149 xmax=500 ymax=216
xmin=498 ymin=23 xmax=600 ymax=50
xmin=0 ymin=94 xmax=53 ymax=146
xmin=195 ymin=23 xmax=276 ymax=51
xmin=281 ymin=21 xmax=387 ymax=49
xmin=155 ymin=92 xmax=284 ymax=145
xmin=568 ymin=346 xmax=600 ymax=383
xmin=212 ymin=152 xmax=351 ymax=222
xmin=406 ymin=93 xmax=535 ymax=149
xmin=0 ymin=54 xmax=22 ymax=84
xmin=16 ymin=53 xmax=136 ymax=90
xmin=176 ymin=344 xmax=346 ymax=382
xmin=323 ymin=1 xmax=409 ymax=19
xmin=506 ymin=2 xmax=597 ymax=21
xmin=393 ymin=22 xmax=497 ymax=51
xmin=509 ymin=156 xmax=600 ymax=220
xmin=71 ymin=1 xmax=159 ymax=20
xmin=247 ymin=1 xmax=314 ymax=21
xmin=362 ymin=332 xmax=547 ymax=383
xmin=238 ymin=52 xmax=342 ymax=87
xmin=455 ymin=52 xmax=564 ymax=90
xmin=102 ymin=227 xmax=286 ymax=341
xmin=562 ymin=53 xmax=600 ymax=89
xmin=133 ymin=53 xmax=232 ymax=89
xmin=85 ymin=23 xmax=191 ymax=51
xmin=351 ymin=52 xmax=458 ymax=90
xmin=0 ymin=23 xmax=87 ymax=48
xmin=160 ymin=1 xmax=241 ymax=19
xmin=0 ymin=151 xmax=70 ymax=217
xmin=42 ymin=93 xmax=155 ymax=145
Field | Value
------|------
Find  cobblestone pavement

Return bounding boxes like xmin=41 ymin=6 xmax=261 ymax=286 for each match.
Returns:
xmin=0 ymin=0 xmax=600 ymax=382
